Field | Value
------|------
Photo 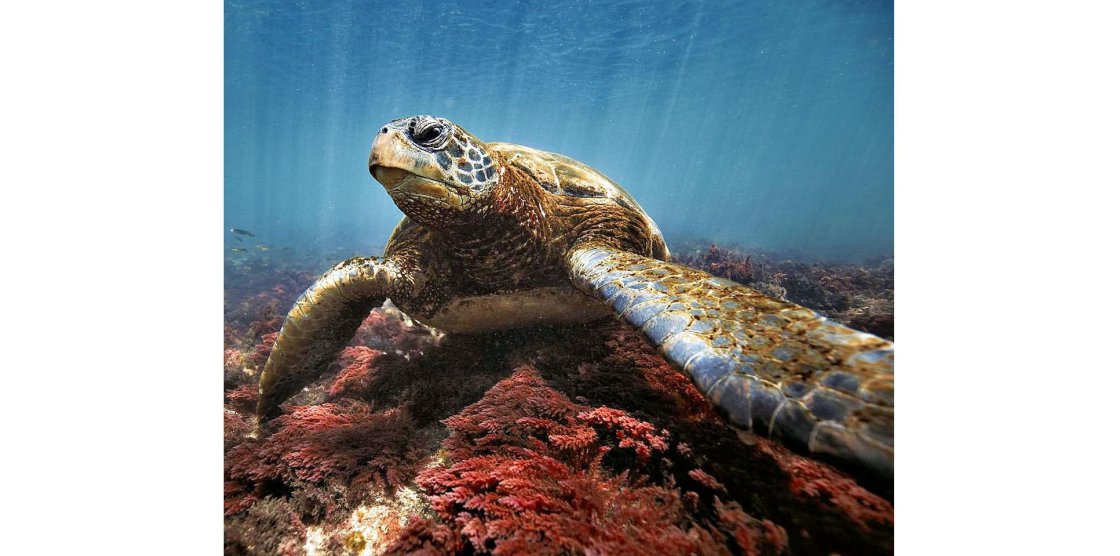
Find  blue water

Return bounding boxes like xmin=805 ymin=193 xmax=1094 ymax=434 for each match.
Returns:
xmin=225 ymin=0 xmax=892 ymax=262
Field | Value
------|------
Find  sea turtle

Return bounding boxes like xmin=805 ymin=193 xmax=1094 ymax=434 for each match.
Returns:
xmin=256 ymin=115 xmax=894 ymax=482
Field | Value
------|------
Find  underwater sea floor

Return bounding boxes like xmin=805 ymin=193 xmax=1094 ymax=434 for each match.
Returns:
xmin=223 ymin=242 xmax=894 ymax=555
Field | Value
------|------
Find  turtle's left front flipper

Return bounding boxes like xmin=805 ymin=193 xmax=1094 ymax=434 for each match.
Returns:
xmin=256 ymin=257 xmax=409 ymax=424
xmin=566 ymin=245 xmax=894 ymax=483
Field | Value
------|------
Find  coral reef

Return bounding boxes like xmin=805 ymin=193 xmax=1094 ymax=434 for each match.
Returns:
xmin=224 ymin=245 xmax=893 ymax=555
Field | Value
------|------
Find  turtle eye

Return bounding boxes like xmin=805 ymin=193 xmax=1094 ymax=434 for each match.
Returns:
xmin=412 ymin=123 xmax=445 ymax=146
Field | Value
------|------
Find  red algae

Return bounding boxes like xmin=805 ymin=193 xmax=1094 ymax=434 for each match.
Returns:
xmin=689 ymin=468 xmax=727 ymax=493
xmin=245 ymin=332 xmax=278 ymax=371
xmin=225 ymin=409 xmax=254 ymax=452
xmin=328 ymin=346 xmax=384 ymax=400
xmin=351 ymin=307 xmax=440 ymax=357
xmin=756 ymin=441 xmax=894 ymax=532
xmin=385 ymin=518 xmax=465 ymax=556
xmin=224 ymin=247 xmax=893 ymax=555
xmin=225 ymin=384 xmax=258 ymax=413
xmin=225 ymin=497 xmax=307 ymax=556
xmin=225 ymin=401 xmax=431 ymax=520
xmin=404 ymin=368 xmax=785 ymax=556
xmin=677 ymin=243 xmax=755 ymax=283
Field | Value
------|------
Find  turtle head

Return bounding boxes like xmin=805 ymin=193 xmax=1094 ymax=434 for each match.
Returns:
xmin=369 ymin=115 xmax=500 ymax=226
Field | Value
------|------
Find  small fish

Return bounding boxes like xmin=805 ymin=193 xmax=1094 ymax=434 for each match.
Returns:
xmin=281 ymin=246 xmax=294 ymax=253
xmin=232 ymin=236 xmax=244 ymax=243
xmin=255 ymin=244 xmax=269 ymax=251
xmin=230 ymin=228 xmax=255 ymax=237
xmin=230 ymin=247 xmax=247 ymax=253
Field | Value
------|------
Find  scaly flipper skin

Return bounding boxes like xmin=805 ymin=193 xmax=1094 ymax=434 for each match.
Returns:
xmin=256 ymin=257 xmax=408 ymax=422
xmin=567 ymin=244 xmax=894 ymax=481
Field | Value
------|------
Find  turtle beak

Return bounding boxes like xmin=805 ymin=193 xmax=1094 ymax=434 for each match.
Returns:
xmin=369 ymin=125 xmax=468 ymax=209
xmin=368 ymin=125 xmax=407 ymax=186
xmin=369 ymin=128 xmax=423 ymax=191
xmin=371 ymin=166 xmax=409 ymax=189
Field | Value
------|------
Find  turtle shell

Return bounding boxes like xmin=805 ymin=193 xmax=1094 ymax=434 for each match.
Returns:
xmin=489 ymin=142 xmax=644 ymax=212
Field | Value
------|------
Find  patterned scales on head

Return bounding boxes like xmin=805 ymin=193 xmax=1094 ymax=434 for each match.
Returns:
xmin=256 ymin=115 xmax=894 ymax=488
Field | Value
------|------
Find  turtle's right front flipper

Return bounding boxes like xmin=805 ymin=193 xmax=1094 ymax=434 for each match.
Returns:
xmin=566 ymin=245 xmax=893 ymax=485
xmin=256 ymin=257 xmax=408 ymax=423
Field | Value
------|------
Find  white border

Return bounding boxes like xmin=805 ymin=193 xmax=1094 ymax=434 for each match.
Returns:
xmin=3 ymin=1 xmax=222 ymax=552
xmin=4 ymin=1 xmax=1119 ymax=553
